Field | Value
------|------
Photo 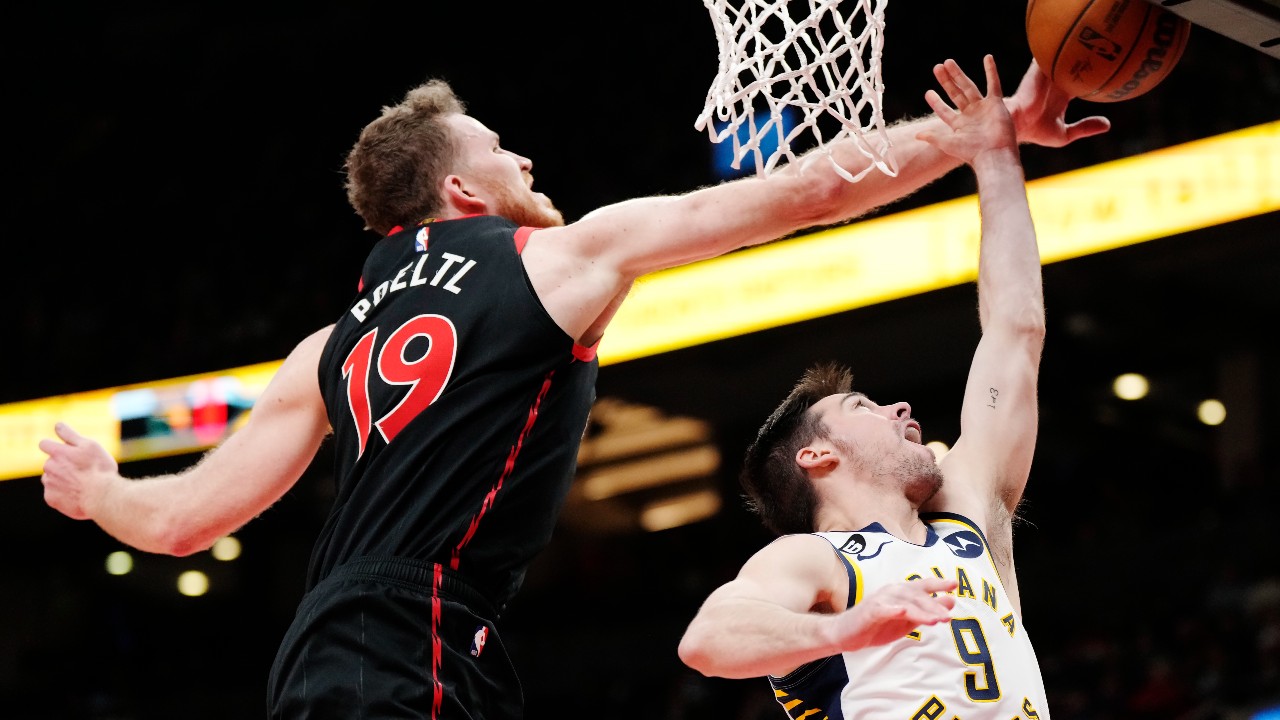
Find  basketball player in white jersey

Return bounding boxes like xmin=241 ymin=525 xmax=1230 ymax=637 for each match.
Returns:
xmin=679 ymin=55 xmax=1053 ymax=720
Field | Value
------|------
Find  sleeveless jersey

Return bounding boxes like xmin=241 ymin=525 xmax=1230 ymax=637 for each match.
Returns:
xmin=769 ymin=513 xmax=1050 ymax=720
xmin=312 ymin=215 xmax=598 ymax=614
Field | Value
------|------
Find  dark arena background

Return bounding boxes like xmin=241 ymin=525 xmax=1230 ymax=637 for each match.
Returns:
xmin=3 ymin=1 xmax=1278 ymax=718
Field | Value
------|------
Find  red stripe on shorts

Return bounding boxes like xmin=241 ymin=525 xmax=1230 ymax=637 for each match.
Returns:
xmin=431 ymin=563 xmax=444 ymax=719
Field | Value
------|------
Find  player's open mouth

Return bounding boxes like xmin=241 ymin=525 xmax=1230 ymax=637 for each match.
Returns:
xmin=904 ymin=421 xmax=922 ymax=443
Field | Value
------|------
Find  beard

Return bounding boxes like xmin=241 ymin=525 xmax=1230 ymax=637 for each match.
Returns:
xmin=895 ymin=452 xmax=944 ymax=506
xmin=841 ymin=437 xmax=944 ymax=506
xmin=490 ymin=183 xmax=565 ymax=229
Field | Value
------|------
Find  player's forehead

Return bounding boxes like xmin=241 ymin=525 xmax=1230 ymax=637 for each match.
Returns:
xmin=446 ymin=114 xmax=497 ymax=143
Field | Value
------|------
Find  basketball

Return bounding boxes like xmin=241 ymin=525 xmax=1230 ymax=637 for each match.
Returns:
xmin=1026 ymin=0 xmax=1191 ymax=102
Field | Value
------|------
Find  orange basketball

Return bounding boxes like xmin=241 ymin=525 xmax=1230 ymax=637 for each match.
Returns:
xmin=1026 ymin=0 xmax=1191 ymax=102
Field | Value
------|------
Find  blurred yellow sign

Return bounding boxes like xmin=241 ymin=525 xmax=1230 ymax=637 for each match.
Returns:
xmin=2 ymin=363 xmax=280 ymax=482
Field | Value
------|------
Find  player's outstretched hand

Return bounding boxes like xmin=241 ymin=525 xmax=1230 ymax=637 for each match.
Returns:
xmin=832 ymin=577 xmax=958 ymax=651
xmin=39 ymin=422 xmax=117 ymax=521
xmin=917 ymin=55 xmax=1017 ymax=165
xmin=1006 ymin=58 xmax=1111 ymax=148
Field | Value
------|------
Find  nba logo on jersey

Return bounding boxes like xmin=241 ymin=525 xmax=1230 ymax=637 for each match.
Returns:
xmin=414 ymin=226 xmax=430 ymax=252
xmin=470 ymin=625 xmax=488 ymax=657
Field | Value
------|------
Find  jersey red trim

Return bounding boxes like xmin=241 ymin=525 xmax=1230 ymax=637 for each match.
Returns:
xmin=514 ymin=226 xmax=535 ymax=255
xmin=449 ymin=371 xmax=555 ymax=571
xmin=571 ymin=341 xmax=599 ymax=362
xmin=387 ymin=213 xmax=488 ymax=237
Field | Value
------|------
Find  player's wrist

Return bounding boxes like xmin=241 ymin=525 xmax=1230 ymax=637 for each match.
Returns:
xmin=971 ymin=145 xmax=1022 ymax=174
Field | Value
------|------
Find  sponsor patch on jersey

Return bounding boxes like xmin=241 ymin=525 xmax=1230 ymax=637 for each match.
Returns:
xmin=839 ymin=534 xmax=867 ymax=555
xmin=839 ymin=533 xmax=892 ymax=560
xmin=470 ymin=625 xmax=488 ymax=657
xmin=414 ymin=226 xmax=430 ymax=252
xmin=943 ymin=530 xmax=984 ymax=558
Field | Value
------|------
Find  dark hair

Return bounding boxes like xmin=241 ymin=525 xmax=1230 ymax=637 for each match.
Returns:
xmin=740 ymin=361 xmax=853 ymax=535
xmin=344 ymin=79 xmax=466 ymax=236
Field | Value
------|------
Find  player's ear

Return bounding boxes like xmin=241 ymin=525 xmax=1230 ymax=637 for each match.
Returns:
xmin=796 ymin=445 xmax=837 ymax=471
xmin=443 ymin=174 xmax=486 ymax=214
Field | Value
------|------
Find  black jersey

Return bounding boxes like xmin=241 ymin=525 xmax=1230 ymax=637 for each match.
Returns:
xmin=312 ymin=214 xmax=598 ymax=613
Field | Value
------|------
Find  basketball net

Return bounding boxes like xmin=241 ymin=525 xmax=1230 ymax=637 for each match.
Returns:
xmin=697 ymin=0 xmax=897 ymax=182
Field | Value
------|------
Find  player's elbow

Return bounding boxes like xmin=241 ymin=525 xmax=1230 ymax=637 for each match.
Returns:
xmin=987 ymin=302 xmax=1046 ymax=346
xmin=151 ymin=515 xmax=216 ymax=557
xmin=677 ymin=626 xmax=718 ymax=676
xmin=795 ymin=170 xmax=858 ymax=227
xmin=754 ymin=163 xmax=848 ymax=230
xmin=164 ymin=534 xmax=212 ymax=558
xmin=1013 ymin=311 xmax=1047 ymax=349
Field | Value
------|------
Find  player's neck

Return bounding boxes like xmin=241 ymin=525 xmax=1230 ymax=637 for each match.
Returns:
xmin=816 ymin=487 xmax=925 ymax=543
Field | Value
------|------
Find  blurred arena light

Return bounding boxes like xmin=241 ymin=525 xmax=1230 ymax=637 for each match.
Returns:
xmin=1197 ymin=398 xmax=1227 ymax=425
xmin=177 ymin=570 xmax=210 ymax=597
xmin=211 ymin=536 xmax=242 ymax=561
xmin=1113 ymin=373 xmax=1150 ymax=400
xmin=639 ymin=489 xmax=722 ymax=532
xmin=105 ymin=550 xmax=133 ymax=576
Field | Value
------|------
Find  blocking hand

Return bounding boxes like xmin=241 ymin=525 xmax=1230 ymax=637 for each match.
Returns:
xmin=1006 ymin=58 xmax=1111 ymax=148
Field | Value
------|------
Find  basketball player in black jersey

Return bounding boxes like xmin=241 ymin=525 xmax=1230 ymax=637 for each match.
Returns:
xmin=39 ymin=58 xmax=1107 ymax=719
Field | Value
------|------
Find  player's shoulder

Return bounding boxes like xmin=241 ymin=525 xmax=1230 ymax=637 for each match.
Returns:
xmin=285 ymin=325 xmax=334 ymax=366
xmin=750 ymin=533 xmax=846 ymax=571
xmin=739 ymin=533 xmax=850 ymax=594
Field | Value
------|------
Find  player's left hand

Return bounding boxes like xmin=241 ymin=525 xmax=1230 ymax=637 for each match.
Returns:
xmin=1005 ymin=58 xmax=1111 ymax=147
xmin=834 ymin=577 xmax=958 ymax=651
xmin=39 ymin=422 xmax=118 ymax=521
xmin=918 ymin=55 xmax=1017 ymax=165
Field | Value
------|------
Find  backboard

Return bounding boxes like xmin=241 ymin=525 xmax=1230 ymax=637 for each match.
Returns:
xmin=1159 ymin=0 xmax=1280 ymax=59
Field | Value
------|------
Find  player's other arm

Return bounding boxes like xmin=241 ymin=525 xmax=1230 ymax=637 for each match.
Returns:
xmin=578 ymin=56 xmax=1110 ymax=285
xmin=571 ymin=55 xmax=1107 ymax=286
xmin=40 ymin=326 xmax=334 ymax=556
xmin=677 ymin=534 xmax=956 ymax=679
xmin=522 ymin=115 xmax=969 ymax=345
xmin=522 ymin=58 xmax=1105 ymax=346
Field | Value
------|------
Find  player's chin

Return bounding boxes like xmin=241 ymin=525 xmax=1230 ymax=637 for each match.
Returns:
xmin=536 ymin=196 xmax=566 ymax=227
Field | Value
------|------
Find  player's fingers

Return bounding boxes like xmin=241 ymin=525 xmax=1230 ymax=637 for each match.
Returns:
xmin=1023 ymin=59 xmax=1055 ymax=114
xmin=54 ymin=422 xmax=86 ymax=446
xmin=983 ymin=54 xmax=1003 ymax=99
xmin=37 ymin=438 xmax=62 ymax=457
xmin=1065 ymin=115 xmax=1112 ymax=143
xmin=921 ymin=90 xmax=956 ymax=124
xmin=942 ymin=59 xmax=981 ymax=107
xmin=915 ymin=577 xmax=959 ymax=595
xmin=908 ymin=597 xmax=953 ymax=624
xmin=932 ymin=63 xmax=963 ymax=109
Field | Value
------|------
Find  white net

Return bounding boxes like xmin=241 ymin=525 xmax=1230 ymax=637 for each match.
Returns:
xmin=696 ymin=0 xmax=896 ymax=182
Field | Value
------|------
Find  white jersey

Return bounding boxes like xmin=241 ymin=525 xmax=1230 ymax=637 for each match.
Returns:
xmin=767 ymin=512 xmax=1050 ymax=720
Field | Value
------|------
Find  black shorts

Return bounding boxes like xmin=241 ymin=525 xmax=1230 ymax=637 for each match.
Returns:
xmin=267 ymin=557 xmax=522 ymax=719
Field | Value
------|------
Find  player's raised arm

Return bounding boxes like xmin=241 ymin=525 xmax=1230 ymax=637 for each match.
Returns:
xmin=915 ymin=57 xmax=1045 ymax=592
xmin=39 ymin=326 xmax=334 ymax=556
